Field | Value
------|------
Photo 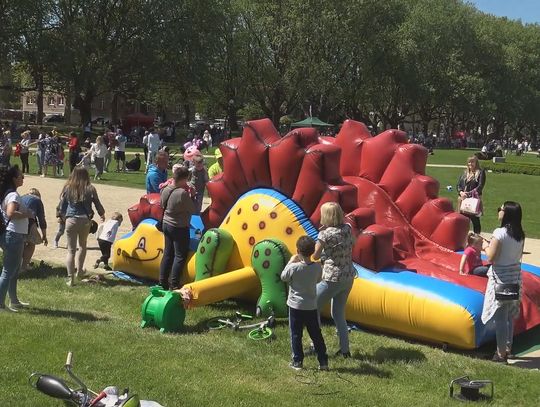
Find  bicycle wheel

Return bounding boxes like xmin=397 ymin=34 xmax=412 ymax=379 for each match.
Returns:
xmin=248 ymin=327 xmax=273 ymax=341
xmin=207 ymin=317 xmax=228 ymax=330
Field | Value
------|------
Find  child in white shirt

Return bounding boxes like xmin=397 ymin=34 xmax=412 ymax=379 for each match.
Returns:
xmin=94 ymin=212 xmax=123 ymax=270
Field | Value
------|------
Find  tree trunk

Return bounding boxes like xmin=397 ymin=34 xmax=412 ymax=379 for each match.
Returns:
xmin=183 ymin=103 xmax=191 ymax=127
xmin=74 ymin=92 xmax=94 ymax=125
xmin=227 ymin=103 xmax=238 ymax=132
xmin=64 ymin=85 xmax=72 ymax=125
xmin=111 ymin=92 xmax=119 ymax=124
xmin=36 ymin=75 xmax=44 ymax=124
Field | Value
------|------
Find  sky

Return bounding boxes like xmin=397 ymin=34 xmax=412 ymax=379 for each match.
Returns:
xmin=469 ymin=0 xmax=540 ymax=24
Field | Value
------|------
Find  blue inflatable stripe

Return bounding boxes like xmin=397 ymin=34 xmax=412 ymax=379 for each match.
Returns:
xmin=356 ymin=264 xmax=493 ymax=346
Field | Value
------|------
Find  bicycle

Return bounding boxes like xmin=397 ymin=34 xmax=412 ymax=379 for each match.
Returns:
xmin=206 ymin=311 xmax=276 ymax=341
xmin=28 ymin=352 xmax=162 ymax=406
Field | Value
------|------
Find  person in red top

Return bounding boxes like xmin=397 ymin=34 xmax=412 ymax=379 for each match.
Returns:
xmin=68 ymin=132 xmax=80 ymax=173
xmin=459 ymin=233 xmax=489 ymax=276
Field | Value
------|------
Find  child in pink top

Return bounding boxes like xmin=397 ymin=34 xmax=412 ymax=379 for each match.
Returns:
xmin=459 ymin=233 xmax=489 ymax=276
xmin=159 ymin=163 xmax=196 ymax=199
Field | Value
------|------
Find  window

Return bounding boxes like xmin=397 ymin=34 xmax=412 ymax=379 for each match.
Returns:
xmin=48 ymin=96 xmax=55 ymax=106
xmin=26 ymin=96 xmax=36 ymax=105
xmin=58 ymin=96 xmax=65 ymax=106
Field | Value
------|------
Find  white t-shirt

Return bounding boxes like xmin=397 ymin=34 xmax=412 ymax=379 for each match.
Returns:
xmin=90 ymin=143 xmax=108 ymax=159
xmin=492 ymin=227 xmax=524 ymax=267
xmin=2 ymin=192 xmax=29 ymax=234
xmin=97 ymin=219 xmax=121 ymax=243
xmin=147 ymin=133 xmax=161 ymax=152
xmin=115 ymin=135 xmax=126 ymax=152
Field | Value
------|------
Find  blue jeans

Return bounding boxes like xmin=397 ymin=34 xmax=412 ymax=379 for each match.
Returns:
xmin=316 ymin=278 xmax=354 ymax=353
xmin=159 ymin=223 xmax=189 ymax=290
xmin=289 ymin=307 xmax=328 ymax=365
xmin=494 ymin=302 xmax=515 ymax=354
xmin=0 ymin=230 xmax=26 ymax=307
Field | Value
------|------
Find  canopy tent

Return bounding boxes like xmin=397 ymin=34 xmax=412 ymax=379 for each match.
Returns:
xmin=290 ymin=117 xmax=333 ymax=127
xmin=122 ymin=112 xmax=155 ymax=133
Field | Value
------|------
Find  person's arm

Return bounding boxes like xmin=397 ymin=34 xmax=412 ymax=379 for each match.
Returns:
xmin=280 ymin=263 xmax=294 ymax=283
xmin=459 ymin=254 xmax=467 ymax=275
xmin=91 ymin=187 xmax=106 ymax=221
xmin=5 ymin=201 xmax=31 ymax=219
xmin=35 ymin=198 xmax=47 ymax=231
xmin=472 ymin=169 xmax=486 ymax=195
xmin=485 ymin=238 xmax=501 ymax=263
xmin=313 ymin=240 xmax=323 ymax=261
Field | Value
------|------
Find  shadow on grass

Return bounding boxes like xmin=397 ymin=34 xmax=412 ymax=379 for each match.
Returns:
xmin=19 ymin=262 xmax=65 ymax=280
xmin=356 ymin=346 xmax=427 ymax=364
xmin=27 ymin=307 xmax=108 ymax=322
xmin=334 ymin=363 xmax=392 ymax=378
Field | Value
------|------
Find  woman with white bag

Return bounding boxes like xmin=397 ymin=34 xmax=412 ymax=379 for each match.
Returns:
xmin=457 ymin=155 xmax=486 ymax=233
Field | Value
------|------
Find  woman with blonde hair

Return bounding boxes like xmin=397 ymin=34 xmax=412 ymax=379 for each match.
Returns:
xmin=457 ymin=155 xmax=486 ymax=233
xmin=89 ymin=135 xmax=108 ymax=180
xmin=58 ymin=167 xmax=105 ymax=286
xmin=312 ymin=202 xmax=356 ymax=357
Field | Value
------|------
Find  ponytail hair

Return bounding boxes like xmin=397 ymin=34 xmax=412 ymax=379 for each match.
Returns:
xmin=0 ymin=165 xmax=21 ymax=199
xmin=500 ymin=201 xmax=525 ymax=242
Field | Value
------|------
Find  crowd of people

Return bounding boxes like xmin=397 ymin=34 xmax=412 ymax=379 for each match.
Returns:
xmin=0 ymin=130 xmax=528 ymax=369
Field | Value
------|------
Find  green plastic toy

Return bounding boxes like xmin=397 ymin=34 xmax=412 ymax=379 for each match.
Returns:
xmin=251 ymin=239 xmax=290 ymax=318
xmin=140 ymin=286 xmax=185 ymax=333
xmin=195 ymin=228 xmax=234 ymax=281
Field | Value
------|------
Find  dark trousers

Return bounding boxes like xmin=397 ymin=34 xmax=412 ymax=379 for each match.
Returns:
xmin=69 ymin=151 xmax=79 ymax=172
xmin=159 ymin=223 xmax=189 ymax=290
xmin=289 ymin=307 xmax=328 ymax=365
xmin=97 ymin=239 xmax=112 ymax=264
xmin=20 ymin=152 xmax=29 ymax=173
xmin=472 ymin=265 xmax=489 ymax=276
xmin=465 ymin=213 xmax=481 ymax=233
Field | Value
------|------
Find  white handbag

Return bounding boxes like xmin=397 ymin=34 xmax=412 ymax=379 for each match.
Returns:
xmin=460 ymin=197 xmax=482 ymax=216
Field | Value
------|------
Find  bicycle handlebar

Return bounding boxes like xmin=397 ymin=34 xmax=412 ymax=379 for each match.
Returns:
xmin=65 ymin=351 xmax=73 ymax=368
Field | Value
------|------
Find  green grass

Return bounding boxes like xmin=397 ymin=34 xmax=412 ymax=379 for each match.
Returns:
xmin=1 ymin=263 xmax=539 ymax=406
xmin=427 ymin=167 xmax=540 ymax=239
xmin=427 ymin=148 xmax=540 ymax=166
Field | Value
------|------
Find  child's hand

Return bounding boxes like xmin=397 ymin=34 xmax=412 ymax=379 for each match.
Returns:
xmin=289 ymin=254 xmax=301 ymax=263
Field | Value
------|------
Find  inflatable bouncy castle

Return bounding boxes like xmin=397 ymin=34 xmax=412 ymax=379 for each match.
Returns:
xmin=113 ymin=119 xmax=540 ymax=349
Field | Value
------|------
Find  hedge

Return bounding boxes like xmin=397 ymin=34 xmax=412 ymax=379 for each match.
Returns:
xmin=482 ymin=160 xmax=540 ymax=176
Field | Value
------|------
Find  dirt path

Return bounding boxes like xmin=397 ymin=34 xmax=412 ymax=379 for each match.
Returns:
xmin=22 ymin=174 xmax=540 ymax=271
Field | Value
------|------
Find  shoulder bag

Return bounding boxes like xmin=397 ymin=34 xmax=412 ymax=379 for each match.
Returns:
xmin=156 ymin=187 xmax=178 ymax=232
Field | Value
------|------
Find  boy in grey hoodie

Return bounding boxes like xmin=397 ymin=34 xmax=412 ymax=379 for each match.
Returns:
xmin=281 ymin=236 xmax=328 ymax=371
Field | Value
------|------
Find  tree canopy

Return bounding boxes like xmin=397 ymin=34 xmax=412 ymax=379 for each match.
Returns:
xmin=1 ymin=0 xmax=539 ymax=143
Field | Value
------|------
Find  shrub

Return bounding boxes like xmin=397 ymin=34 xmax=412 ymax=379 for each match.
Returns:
xmin=482 ymin=161 xmax=540 ymax=176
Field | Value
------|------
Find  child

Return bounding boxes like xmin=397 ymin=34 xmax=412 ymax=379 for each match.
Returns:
xmin=459 ymin=232 xmax=489 ymax=276
xmin=94 ymin=212 xmax=123 ymax=270
xmin=190 ymin=155 xmax=209 ymax=213
xmin=77 ymin=148 xmax=92 ymax=170
xmin=54 ymin=201 xmax=65 ymax=248
xmin=281 ymin=235 xmax=328 ymax=371
xmin=159 ymin=163 xmax=196 ymax=199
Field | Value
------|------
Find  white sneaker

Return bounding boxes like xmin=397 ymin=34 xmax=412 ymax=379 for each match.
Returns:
xmin=66 ymin=277 xmax=75 ymax=287
xmin=53 ymin=241 xmax=59 ymax=249
xmin=9 ymin=301 xmax=29 ymax=309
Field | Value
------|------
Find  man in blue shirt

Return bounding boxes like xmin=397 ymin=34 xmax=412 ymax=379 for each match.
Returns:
xmin=145 ymin=150 xmax=169 ymax=193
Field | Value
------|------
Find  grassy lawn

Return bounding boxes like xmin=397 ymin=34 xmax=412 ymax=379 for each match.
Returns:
xmin=1 ymin=263 xmax=539 ymax=406
xmin=427 ymin=167 xmax=540 ymax=238
xmin=427 ymin=148 xmax=540 ymax=166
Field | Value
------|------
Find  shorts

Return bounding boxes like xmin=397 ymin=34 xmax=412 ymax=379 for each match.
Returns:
xmin=114 ymin=151 xmax=126 ymax=161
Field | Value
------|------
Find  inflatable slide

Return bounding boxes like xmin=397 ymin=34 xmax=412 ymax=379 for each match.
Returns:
xmin=113 ymin=118 xmax=540 ymax=349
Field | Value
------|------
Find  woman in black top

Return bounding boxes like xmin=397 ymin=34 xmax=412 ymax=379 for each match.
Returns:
xmin=457 ymin=156 xmax=486 ymax=233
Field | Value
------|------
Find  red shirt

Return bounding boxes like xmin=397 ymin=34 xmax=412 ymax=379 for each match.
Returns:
xmin=68 ymin=137 xmax=79 ymax=152
xmin=463 ymin=246 xmax=482 ymax=274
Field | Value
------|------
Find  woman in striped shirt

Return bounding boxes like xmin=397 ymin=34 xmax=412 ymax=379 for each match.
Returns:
xmin=481 ymin=201 xmax=525 ymax=363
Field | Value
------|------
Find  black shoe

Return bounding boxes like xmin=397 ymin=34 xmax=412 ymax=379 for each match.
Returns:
xmin=335 ymin=350 xmax=352 ymax=358
xmin=289 ymin=361 xmax=303 ymax=370
xmin=492 ymin=353 xmax=507 ymax=363
xmin=103 ymin=264 xmax=112 ymax=271
xmin=318 ymin=364 xmax=329 ymax=371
